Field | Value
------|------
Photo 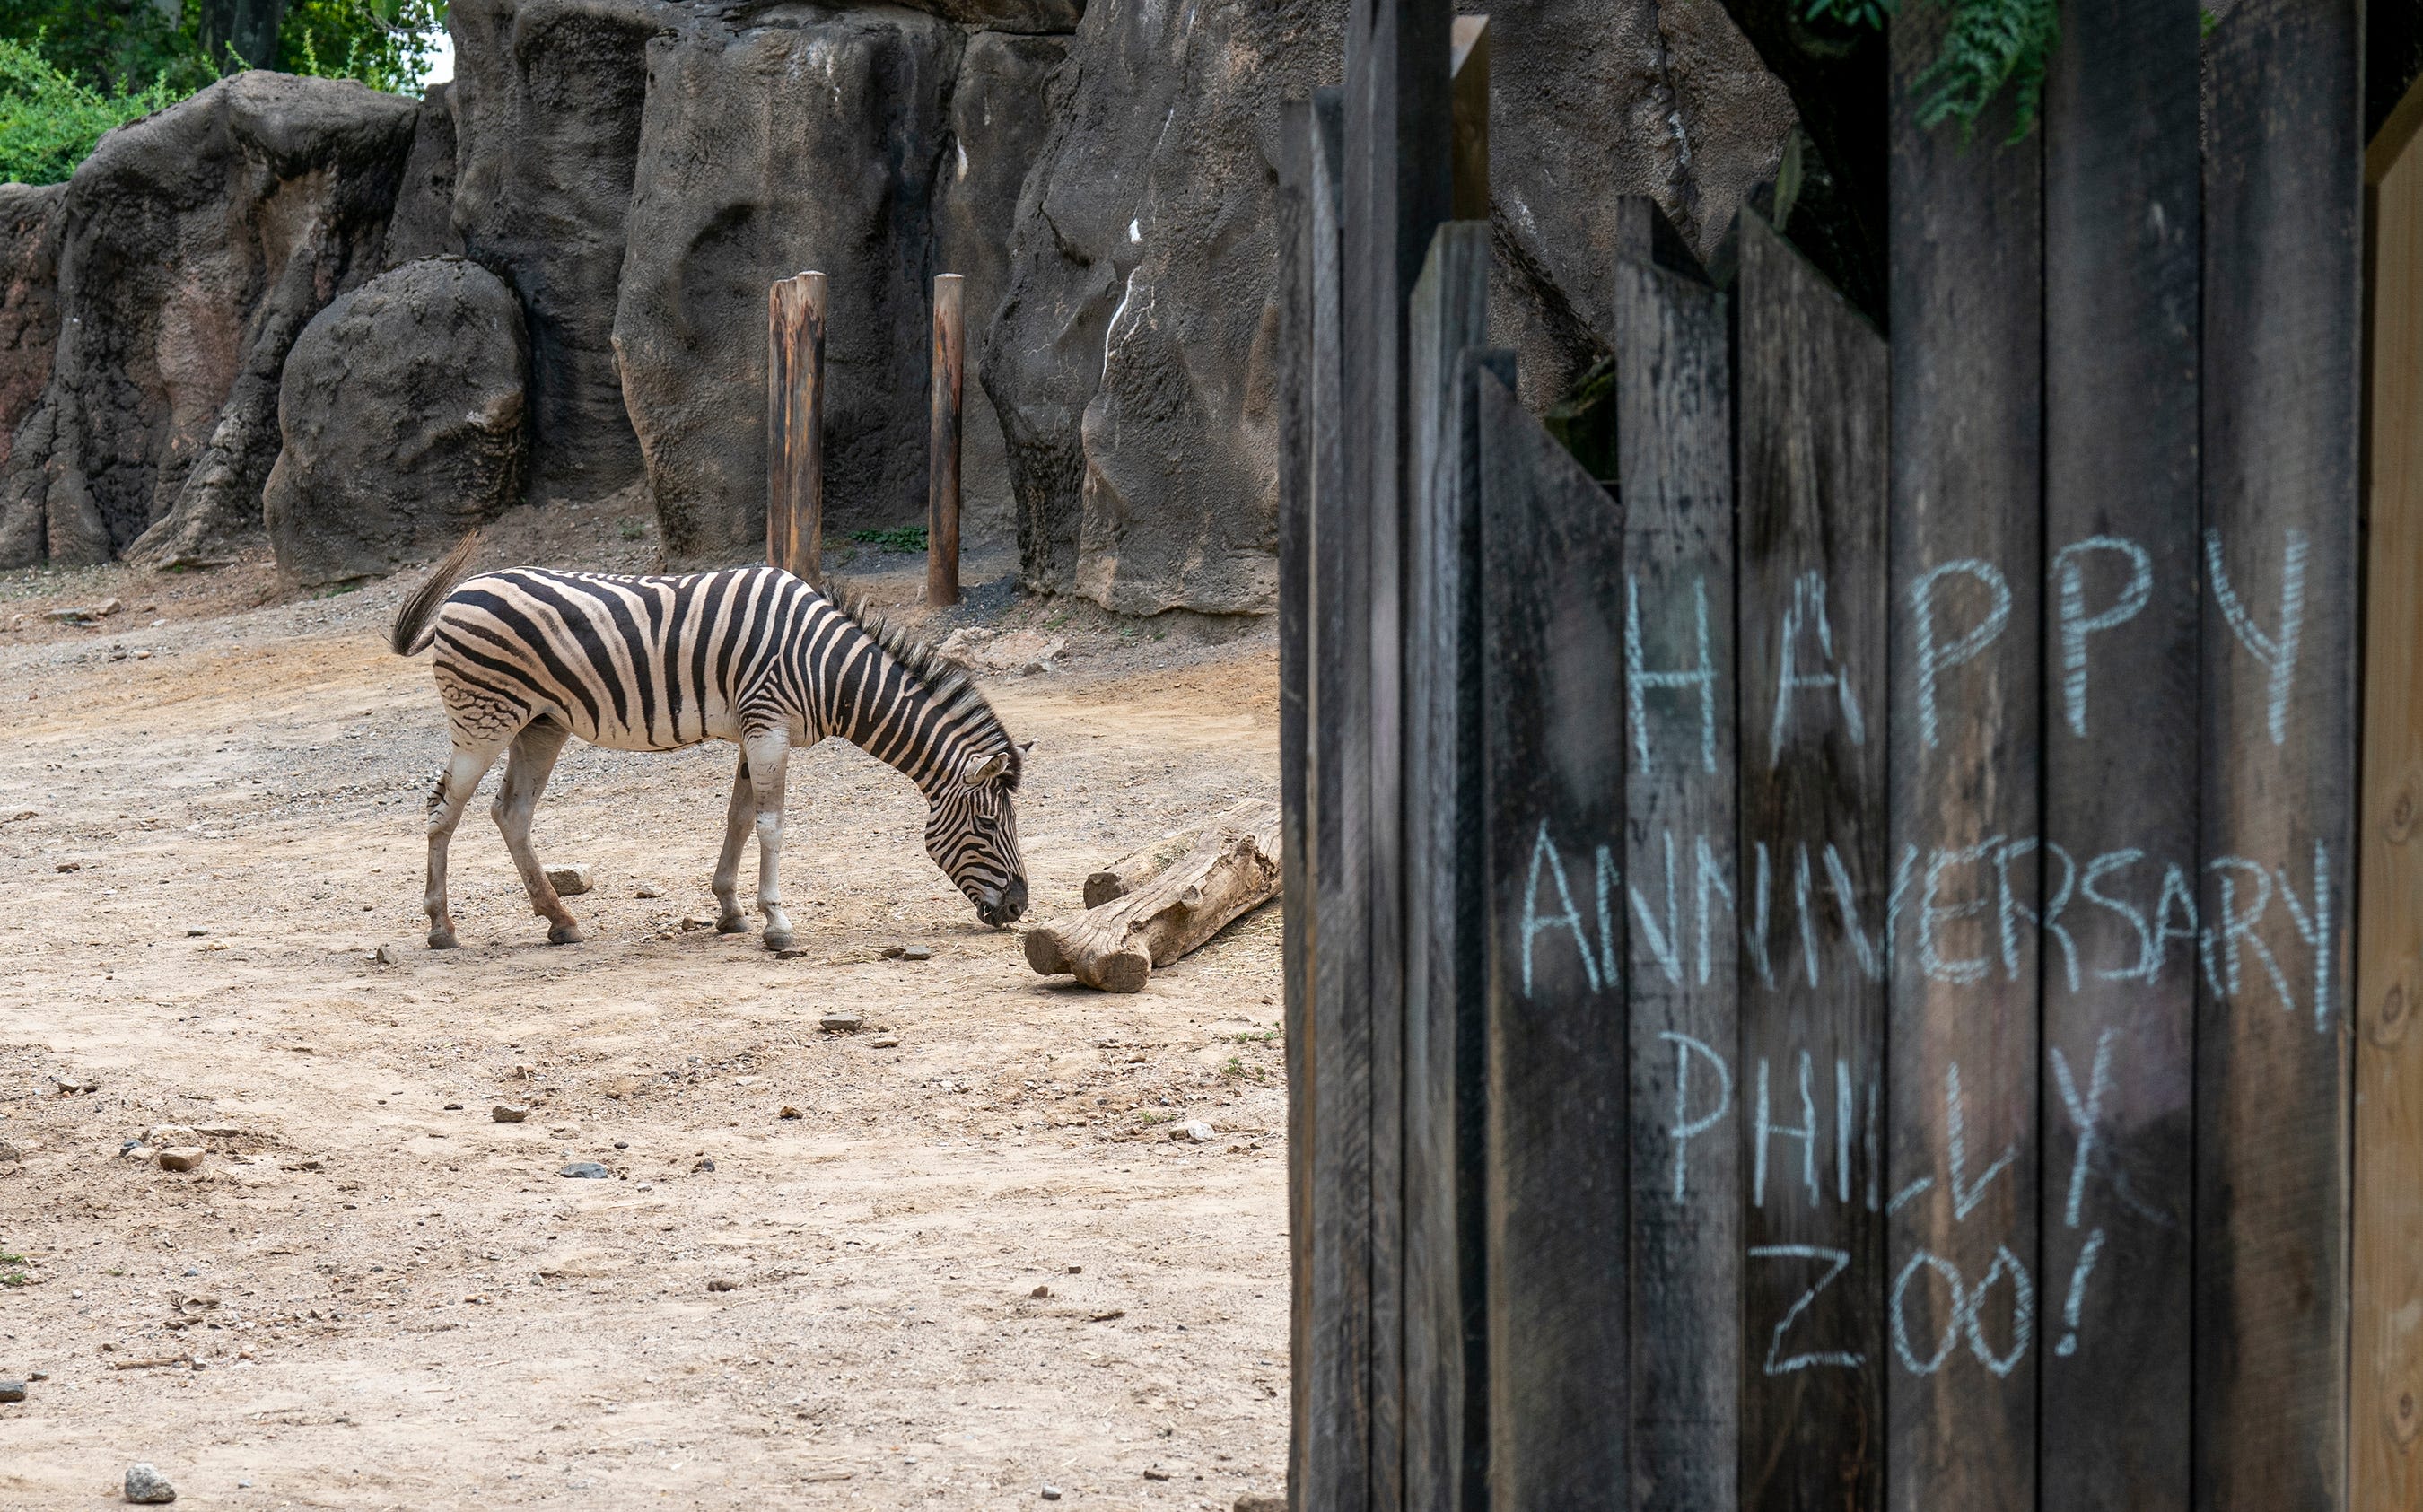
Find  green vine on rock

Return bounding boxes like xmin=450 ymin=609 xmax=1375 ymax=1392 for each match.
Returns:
xmin=1806 ymin=0 xmax=2061 ymax=143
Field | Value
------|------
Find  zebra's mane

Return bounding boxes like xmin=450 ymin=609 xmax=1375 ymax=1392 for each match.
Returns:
xmin=829 ymin=590 xmax=1022 ymax=791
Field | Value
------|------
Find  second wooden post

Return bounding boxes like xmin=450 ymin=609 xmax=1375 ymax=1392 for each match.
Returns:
xmin=928 ymin=272 xmax=964 ymax=607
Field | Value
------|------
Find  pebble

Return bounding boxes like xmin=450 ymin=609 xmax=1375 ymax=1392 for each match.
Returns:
xmin=879 ymin=945 xmax=906 ymax=959
xmin=779 ymin=1106 xmax=802 ymax=1120
xmin=493 ymin=1105 xmax=529 ymax=1123
xmin=1170 ymin=1121 xmax=1217 ymax=1144
xmin=156 ymin=1148 xmax=206 ymax=1172
xmin=707 ymin=1278 xmax=740 ymax=1293
xmin=1143 ymin=1467 xmax=1171 ymax=1481
xmin=372 ymin=945 xmax=399 ymax=966
xmin=0 ymin=1140 xmax=20 ymax=1161
xmin=195 ymin=1125 xmax=241 ymax=1139
xmin=442 ymin=1103 xmax=463 ymax=1111
xmin=558 ymin=1161 xmax=610 ymax=1179
xmin=692 ymin=1158 xmax=716 ymax=1173
xmin=680 ymin=915 xmax=714 ymax=931
xmin=0 ymin=1381 xmax=24 ymax=1403
xmin=869 ymin=1036 xmax=900 ymax=1050
xmin=902 ymin=945 xmax=932 ymax=961
xmin=1040 ymin=1487 xmax=1063 ymax=1502
xmin=634 ymin=881 xmax=666 ymax=899
xmin=144 ymin=1124 xmax=198 ymax=1148
xmin=1234 ymin=1498 xmax=1286 ymax=1512
xmin=543 ymin=862 xmax=593 ymax=896
xmin=1030 ymin=1285 xmax=1052 ymax=1299
xmin=119 ymin=1142 xmax=153 ymax=1161
xmin=820 ymin=1012 xmax=863 ymax=1033
xmin=774 ymin=947 xmax=811 ymax=960
xmin=123 ymin=1462 xmax=176 ymax=1503
xmin=53 ymin=860 xmax=80 ymax=872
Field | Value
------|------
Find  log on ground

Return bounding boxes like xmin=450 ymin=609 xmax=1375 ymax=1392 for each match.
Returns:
xmin=1027 ymin=802 xmax=1281 ymax=992
xmin=1083 ymin=798 xmax=1281 ymax=906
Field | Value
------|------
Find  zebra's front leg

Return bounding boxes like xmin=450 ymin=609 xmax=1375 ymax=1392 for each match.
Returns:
xmin=710 ymin=754 xmax=753 ymax=934
xmin=740 ymin=730 xmax=795 ymax=950
xmin=424 ymin=743 xmax=502 ymax=949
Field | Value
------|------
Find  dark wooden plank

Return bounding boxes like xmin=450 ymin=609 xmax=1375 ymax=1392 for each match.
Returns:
xmin=765 ymin=270 xmax=827 ymax=581
xmin=2196 ymin=5 xmax=2361 ymax=1510
xmin=2036 ymin=4 xmax=2200 ymax=1508
xmin=1610 ymin=200 xmax=1740 ymax=1512
xmin=1478 ymin=366 xmax=1630 ymax=1507
xmin=1343 ymin=3 xmax=1450 ymax=1503
xmin=1732 ymin=208 xmax=1888 ymax=1512
xmin=1301 ymin=83 xmax=1372 ymax=1512
xmin=1885 ymin=8 xmax=2044 ymax=1508
xmin=1276 ymin=92 xmax=1321 ymax=1512
xmin=1403 ymin=220 xmax=1491 ymax=1512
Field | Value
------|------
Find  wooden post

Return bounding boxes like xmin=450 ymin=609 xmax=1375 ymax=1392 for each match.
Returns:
xmin=1885 ymin=3 xmax=2045 ymax=1506
xmin=2196 ymin=6 xmax=2360 ymax=1510
xmin=1734 ymin=208 xmax=1888 ymax=1512
xmin=928 ymin=273 xmax=965 ymax=607
xmin=766 ymin=271 xmax=827 ymax=580
xmin=2355 ymin=67 xmax=2423 ymax=1512
xmin=2038 ymin=2 xmax=2200 ymax=1506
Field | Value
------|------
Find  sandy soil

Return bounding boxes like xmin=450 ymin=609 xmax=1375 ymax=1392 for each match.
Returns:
xmin=0 ymin=494 xmax=1289 ymax=1510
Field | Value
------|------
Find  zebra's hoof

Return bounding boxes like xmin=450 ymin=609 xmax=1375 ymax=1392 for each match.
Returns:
xmin=763 ymin=930 xmax=795 ymax=952
xmin=547 ymin=922 xmax=585 ymax=946
xmin=716 ymin=914 xmax=749 ymax=935
xmin=428 ymin=929 xmax=459 ymax=950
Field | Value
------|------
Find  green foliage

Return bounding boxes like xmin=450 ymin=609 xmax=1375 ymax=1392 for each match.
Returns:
xmin=1 ymin=0 xmax=445 ymax=184
xmin=0 ymin=39 xmax=181 ymax=185
xmin=1803 ymin=0 xmax=2061 ymax=142
xmin=850 ymin=526 xmax=930 ymax=554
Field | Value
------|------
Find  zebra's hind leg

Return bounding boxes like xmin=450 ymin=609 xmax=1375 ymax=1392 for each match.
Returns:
xmin=425 ymin=741 xmax=503 ymax=949
xmin=741 ymin=729 xmax=795 ymax=950
xmin=493 ymin=719 xmax=582 ymax=946
xmin=710 ymin=752 xmax=754 ymax=934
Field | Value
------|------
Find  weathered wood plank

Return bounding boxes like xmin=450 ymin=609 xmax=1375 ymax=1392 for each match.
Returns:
xmin=1275 ymin=92 xmax=1316 ymax=1512
xmin=2197 ymin=7 xmax=2361 ymax=1512
xmin=1610 ymin=198 xmax=1740 ymax=1512
xmin=1403 ymin=220 xmax=1491 ymax=1512
xmin=765 ymin=270 xmax=826 ymax=580
xmin=1732 ymin=208 xmax=1887 ymax=1512
xmin=1478 ymin=366 xmax=1630 ymax=1508
xmin=1300 ymin=83 xmax=1371 ymax=1512
xmin=1885 ymin=8 xmax=2044 ymax=1508
xmin=2356 ymin=71 xmax=2423 ymax=1512
xmin=2037 ymin=4 xmax=2200 ymax=1508
xmin=1343 ymin=1 xmax=1451 ymax=1501
xmin=926 ymin=273 xmax=963 ymax=607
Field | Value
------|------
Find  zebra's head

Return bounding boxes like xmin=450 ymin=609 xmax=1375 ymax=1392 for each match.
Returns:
xmin=928 ymin=741 xmax=1030 ymax=926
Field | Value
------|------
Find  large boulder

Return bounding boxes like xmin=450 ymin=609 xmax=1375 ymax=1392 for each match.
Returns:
xmin=984 ymin=0 xmax=1796 ymax=613
xmin=449 ymin=0 xmax=672 ymax=501
xmin=381 ymin=81 xmax=463 ymax=268
xmin=613 ymin=9 xmax=1066 ymax=564
xmin=0 ymin=184 xmax=66 ymax=476
xmin=263 ymin=256 xmax=528 ymax=587
xmin=0 ymin=73 xmax=416 ymax=569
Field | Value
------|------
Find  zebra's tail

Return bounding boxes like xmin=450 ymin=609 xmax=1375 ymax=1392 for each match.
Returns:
xmin=389 ymin=529 xmax=484 ymax=657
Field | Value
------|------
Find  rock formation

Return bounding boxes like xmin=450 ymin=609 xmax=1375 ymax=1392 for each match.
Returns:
xmin=987 ymin=0 xmax=1796 ymax=614
xmin=381 ymin=82 xmax=464 ymax=268
xmin=263 ymin=256 xmax=528 ymax=587
xmin=0 ymin=72 xmax=415 ymax=570
xmin=0 ymin=185 xmax=65 ymax=476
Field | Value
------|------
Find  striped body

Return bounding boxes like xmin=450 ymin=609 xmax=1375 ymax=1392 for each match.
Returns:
xmin=393 ymin=541 xmax=1028 ymax=950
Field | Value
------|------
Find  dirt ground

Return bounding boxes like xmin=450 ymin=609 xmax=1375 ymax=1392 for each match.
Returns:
xmin=0 ymin=494 xmax=1289 ymax=1509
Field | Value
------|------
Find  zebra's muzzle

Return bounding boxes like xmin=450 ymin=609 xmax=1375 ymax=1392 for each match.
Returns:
xmin=976 ymin=878 xmax=1028 ymax=927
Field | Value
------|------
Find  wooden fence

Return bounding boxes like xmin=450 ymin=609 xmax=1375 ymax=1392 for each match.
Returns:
xmin=1279 ymin=2 xmax=2406 ymax=1507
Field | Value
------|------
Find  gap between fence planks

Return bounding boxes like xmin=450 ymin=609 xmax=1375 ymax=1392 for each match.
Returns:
xmin=1022 ymin=802 xmax=1281 ymax=992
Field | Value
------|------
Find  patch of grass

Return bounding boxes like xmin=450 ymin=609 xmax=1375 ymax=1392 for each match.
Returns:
xmin=849 ymin=526 xmax=928 ymax=554
xmin=1134 ymin=1108 xmax=1175 ymax=1126
xmin=618 ymin=520 xmax=647 ymax=542
xmin=313 ymin=581 xmax=361 ymax=599
xmin=1229 ymin=1025 xmax=1282 ymax=1045
xmin=0 ymin=1250 xmax=25 ymax=1287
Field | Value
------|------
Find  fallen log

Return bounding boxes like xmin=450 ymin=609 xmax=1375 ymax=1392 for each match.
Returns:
xmin=1082 ymin=798 xmax=1281 ymax=907
xmin=1027 ymin=801 xmax=1281 ymax=992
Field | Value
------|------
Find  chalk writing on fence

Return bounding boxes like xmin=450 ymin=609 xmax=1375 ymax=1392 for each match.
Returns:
xmin=1510 ymin=525 xmax=2327 ymax=1383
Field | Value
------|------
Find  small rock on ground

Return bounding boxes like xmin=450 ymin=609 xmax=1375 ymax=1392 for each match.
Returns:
xmin=124 ymin=1462 xmax=176 ymax=1503
xmin=1169 ymin=1121 xmax=1217 ymax=1143
xmin=820 ymin=1012 xmax=863 ymax=1032
xmin=0 ymin=1380 xmax=25 ymax=1402
xmin=493 ymin=1105 xmax=529 ymax=1123
xmin=1235 ymin=1498 xmax=1285 ymax=1512
xmin=155 ymin=1147 xmax=206 ymax=1172
xmin=634 ymin=880 xmax=665 ymax=898
xmin=144 ymin=1124 xmax=197 ymax=1147
xmin=543 ymin=862 xmax=593 ymax=896
xmin=707 ymin=1277 xmax=740 ymax=1292
xmin=558 ymin=1161 xmax=610 ymax=1179
xmin=902 ymin=945 xmax=932 ymax=961
xmin=869 ymin=1036 xmax=900 ymax=1049
xmin=1039 ymin=1487 xmax=1063 ymax=1502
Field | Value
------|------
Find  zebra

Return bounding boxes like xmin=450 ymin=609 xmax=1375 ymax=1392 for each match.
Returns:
xmin=388 ymin=531 xmax=1030 ymax=951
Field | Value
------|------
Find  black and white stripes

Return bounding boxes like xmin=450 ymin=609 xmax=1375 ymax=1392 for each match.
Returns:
xmin=391 ymin=532 xmax=1028 ymax=951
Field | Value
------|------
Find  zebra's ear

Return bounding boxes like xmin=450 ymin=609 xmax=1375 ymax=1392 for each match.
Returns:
xmin=962 ymin=749 xmax=1011 ymax=785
